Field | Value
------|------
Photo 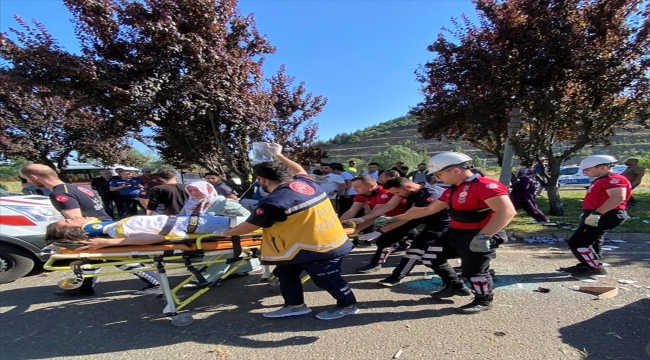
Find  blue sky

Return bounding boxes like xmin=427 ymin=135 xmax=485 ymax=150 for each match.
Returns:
xmin=1 ymin=0 xmax=479 ymax=151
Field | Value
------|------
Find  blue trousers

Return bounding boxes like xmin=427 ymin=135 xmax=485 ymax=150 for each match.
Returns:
xmin=272 ymin=256 xmax=357 ymax=308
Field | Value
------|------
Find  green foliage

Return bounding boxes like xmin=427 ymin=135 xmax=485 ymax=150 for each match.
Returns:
xmin=0 ymin=158 xmax=29 ymax=180
xmin=368 ymin=145 xmax=429 ymax=171
xmin=472 ymin=155 xmax=484 ymax=168
xmin=322 ymin=116 xmax=418 ymax=145
xmin=637 ymin=153 xmax=650 ymax=169
xmin=411 ymin=0 xmax=650 ymax=216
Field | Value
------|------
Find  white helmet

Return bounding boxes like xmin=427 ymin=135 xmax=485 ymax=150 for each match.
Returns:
xmin=428 ymin=152 xmax=473 ymax=173
xmin=579 ymin=155 xmax=617 ymax=171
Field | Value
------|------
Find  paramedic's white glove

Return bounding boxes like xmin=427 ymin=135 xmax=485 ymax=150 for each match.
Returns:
xmin=584 ymin=212 xmax=601 ymax=227
xmin=212 ymin=229 xmax=228 ymax=236
xmin=349 ymin=217 xmax=365 ymax=224
xmin=266 ymin=143 xmax=283 ymax=155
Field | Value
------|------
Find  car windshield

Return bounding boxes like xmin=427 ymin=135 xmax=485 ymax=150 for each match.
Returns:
xmin=560 ymin=167 xmax=579 ymax=176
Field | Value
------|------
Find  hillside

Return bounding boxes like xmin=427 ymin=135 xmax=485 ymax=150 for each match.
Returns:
xmin=321 ymin=116 xmax=650 ymax=166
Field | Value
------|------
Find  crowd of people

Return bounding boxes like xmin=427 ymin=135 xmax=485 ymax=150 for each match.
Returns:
xmin=20 ymin=146 xmax=644 ymax=320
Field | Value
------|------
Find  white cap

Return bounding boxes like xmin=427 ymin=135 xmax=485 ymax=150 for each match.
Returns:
xmin=579 ymin=155 xmax=617 ymax=171
xmin=428 ymin=152 xmax=473 ymax=173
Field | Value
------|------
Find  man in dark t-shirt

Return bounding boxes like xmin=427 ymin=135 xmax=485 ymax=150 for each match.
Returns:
xmin=90 ymin=169 xmax=117 ymax=219
xmin=142 ymin=170 xmax=188 ymax=215
xmin=204 ymin=172 xmax=238 ymax=199
xmin=50 ymin=183 xmax=112 ymax=221
xmin=20 ymin=164 xmax=161 ymax=297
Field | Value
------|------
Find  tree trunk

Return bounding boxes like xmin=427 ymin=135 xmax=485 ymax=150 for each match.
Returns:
xmin=546 ymin=184 xmax=564 ymax=216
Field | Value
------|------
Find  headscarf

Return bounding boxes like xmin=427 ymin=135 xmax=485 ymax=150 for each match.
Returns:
xmin=182 ymin=181 xmax=221 ymax=215
xmin=516 ymin=168 xmax=534 ymax=179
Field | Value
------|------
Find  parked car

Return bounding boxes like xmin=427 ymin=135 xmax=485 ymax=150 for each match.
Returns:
xmin=557 ymin=164 xmax=628 ymax=187
xmin=0 ymin=189 xmax=64 ymax=283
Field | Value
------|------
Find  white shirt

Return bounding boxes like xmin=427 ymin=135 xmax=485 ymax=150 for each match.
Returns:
xmin=337 ymin=171 xmax=356 ymax=196
xmin=362 ymin=170 xmax=379 ymax=181
xmin=314 ymin=173 xmax=345 ymax=199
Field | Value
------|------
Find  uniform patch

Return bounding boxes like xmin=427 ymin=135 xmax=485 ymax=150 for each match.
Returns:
xmin=380 ymin=194 xmax=389 ymax=199
xmin=458 ymin=191 xmax=468 ymax=204
xmin=486 ymin=183 xmax=498 ymax=189
xmin=426 ymin=196 xmax=435 ymax=203
xmin=78 ymin=187 xmax=95 ymax=197
xmin=289 ymin=181 xmax=315 ymax=195
xmin=55 ymin=195 xmax=69 ymax=203
xmin=609 ymin=179 xmax=620 ymax=184
xmin=140 ymin=190 xmax=148 ymax=196
xmin=255 ymin=208 xmax=265 ymax=216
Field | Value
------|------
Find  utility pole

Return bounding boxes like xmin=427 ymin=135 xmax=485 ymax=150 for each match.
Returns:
xmin=498 ymin=108 xmax=522 ymax=186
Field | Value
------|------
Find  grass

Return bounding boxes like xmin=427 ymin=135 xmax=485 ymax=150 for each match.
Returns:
xmin=508 ymin=190 xmax=650 ymax=235
xmin=1 ymin=181 xmax=22 ymax=193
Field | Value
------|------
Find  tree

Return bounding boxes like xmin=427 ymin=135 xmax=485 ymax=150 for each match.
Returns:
xmin=60 ymin=0 xmax=326 ymax=189
xmin=411 ymin=0 xmax=649 ymax=215
xmin=1 ymin=0 xmax=326 ymax=187
xmin=0 ymin=18 xmax=139 ymax=178
xmin=368 ymin=145 xmax=429 ymax=171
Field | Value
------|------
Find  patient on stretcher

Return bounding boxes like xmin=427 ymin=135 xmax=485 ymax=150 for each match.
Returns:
xmin=45 ymin=215 xmax=248 ymax=250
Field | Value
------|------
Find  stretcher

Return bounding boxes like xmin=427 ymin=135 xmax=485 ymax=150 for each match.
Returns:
xmin=43 ymin=234 xmax=263 ymax=327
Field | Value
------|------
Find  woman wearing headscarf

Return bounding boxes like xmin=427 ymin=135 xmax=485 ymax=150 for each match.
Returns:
xmin=510 ymin=168 xmax=550 ymax=223
xmin=180 ymin=181 xmax=250 ymax=217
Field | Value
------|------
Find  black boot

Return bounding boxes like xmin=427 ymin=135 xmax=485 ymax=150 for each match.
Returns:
xmin=457 ymin=294 xmax=493 ymax=314
xmin=430 ymin=281 xmax=472 ymax=298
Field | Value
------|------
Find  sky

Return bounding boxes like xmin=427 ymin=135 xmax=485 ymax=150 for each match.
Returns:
xmin=0 ymin=0 xmax=479 ymax=152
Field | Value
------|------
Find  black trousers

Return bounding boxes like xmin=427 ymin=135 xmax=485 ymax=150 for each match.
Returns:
xmin=272 ymin=256 xmax=356 ymax=308
xmin=422 ymin=229 xmax=496 ymax=294
xmin=368 ymin=221 xmax=421 ymax=265
xmin=116 ymin=195 xmax=139 ymax=218
xmin=99 ymin=195 xmax=117 ymax=220
xmin=390 ymin=225 xmax=446 ymax=280
xmin=567 ymin=210 xmax=629 ymax=265
xmin=337 ymin=196 xmax=354 ymax=217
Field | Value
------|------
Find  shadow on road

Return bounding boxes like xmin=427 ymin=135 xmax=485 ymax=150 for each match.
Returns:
xmin=559 ymin=298 xmax=650 ymax=359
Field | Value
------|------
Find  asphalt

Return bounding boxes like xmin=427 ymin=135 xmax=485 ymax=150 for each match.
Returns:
xmin=1 ymin=236 xmax=649 ymax=360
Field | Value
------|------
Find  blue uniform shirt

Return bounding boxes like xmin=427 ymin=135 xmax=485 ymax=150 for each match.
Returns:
xmin=110 ymin=177 xmax=145 ymax=196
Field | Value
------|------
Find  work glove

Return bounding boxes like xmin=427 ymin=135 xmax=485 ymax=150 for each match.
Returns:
xmin=266 ymin=143 xmax=283 ymax=156
xmin=374 ymin=216 xmax=397 ymax=227
xmin=469 ymin=234 xmax=491 ymax=252
xmin=340 ymin=220 xmax=357 ymax=229
xmin=359 ymin=230 xmax=382 ymax=242
xmin=584 ymin=211 xmax=602 ymax=227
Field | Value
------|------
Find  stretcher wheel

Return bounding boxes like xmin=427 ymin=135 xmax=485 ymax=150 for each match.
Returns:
xmin=58 ymin=277 xmax=83 ymax=290
xmin=268 ymin=279 xmax=280 ymax=287
xmin=170 ymin=313 xmax=194 ymax=327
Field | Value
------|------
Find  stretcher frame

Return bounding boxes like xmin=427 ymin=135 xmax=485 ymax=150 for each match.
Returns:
xmin=44 ymin=234 xmax=263 ymax=327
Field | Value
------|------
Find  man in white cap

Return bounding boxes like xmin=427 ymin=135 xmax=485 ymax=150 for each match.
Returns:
xmin=391 ymin=152 xmax=516 ymax=314
xmin=558 ymin=155 xmax=631 ymax=276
